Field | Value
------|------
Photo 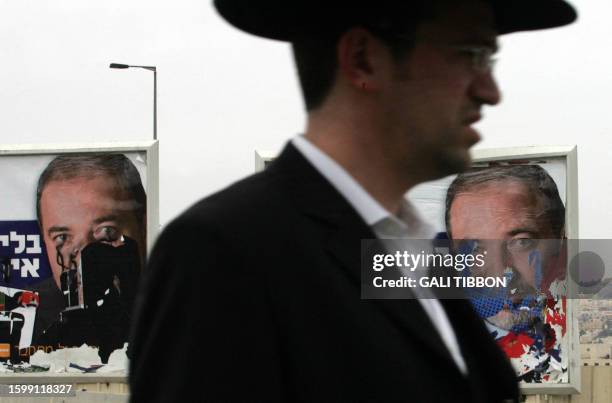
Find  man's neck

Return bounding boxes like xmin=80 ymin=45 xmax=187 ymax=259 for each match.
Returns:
xmin=304 ymin=115 xmax=423 ymax=216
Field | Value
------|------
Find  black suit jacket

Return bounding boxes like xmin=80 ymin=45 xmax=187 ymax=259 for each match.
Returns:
xmin=129 ymin=143 xmax=519 ymax=402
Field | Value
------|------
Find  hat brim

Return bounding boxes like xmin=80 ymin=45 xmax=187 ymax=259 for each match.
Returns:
xmin=213 ymin=0 xmax=577 ymax=41
xmin=492 ymin=0 xmax=577 ymax=34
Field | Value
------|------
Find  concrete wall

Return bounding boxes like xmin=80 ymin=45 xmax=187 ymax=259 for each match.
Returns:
xmin=0 ymin=367 xmax=609 ymax=403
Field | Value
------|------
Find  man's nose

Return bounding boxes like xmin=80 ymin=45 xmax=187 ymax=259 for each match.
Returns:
xmin=481 ymin=243 xmax=507 ymax=276
xmin=59 ymin=236 xmax=95 ymax=268
xmin=470 ymin=71 xmax=502 ymax=106
xmin=59 ymin=247 xmax=81 ymax=268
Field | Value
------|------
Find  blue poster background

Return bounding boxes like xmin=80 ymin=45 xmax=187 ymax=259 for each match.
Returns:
xmin=0 ymin=220 xmax=52 ymax=289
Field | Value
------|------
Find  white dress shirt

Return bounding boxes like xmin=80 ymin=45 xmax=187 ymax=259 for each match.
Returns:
xmin=292 ymin=135 xmax=468 ymax=375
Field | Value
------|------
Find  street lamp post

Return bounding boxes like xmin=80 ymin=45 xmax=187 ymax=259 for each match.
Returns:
xmin=110 ymin=63 xmax=157 ymax=141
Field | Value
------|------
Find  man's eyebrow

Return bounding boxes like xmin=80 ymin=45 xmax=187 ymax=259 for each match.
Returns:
xmin=93 ymin=214 xmax=119 ymax=225
xmin=47 ymin=226 xmax=70 ymax=235
xmin=507 ymin=228 xmax=538 ymax=237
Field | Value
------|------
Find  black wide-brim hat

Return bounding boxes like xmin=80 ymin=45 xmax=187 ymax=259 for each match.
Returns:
xmin=213 ymin=0 xmax=577 ymax=41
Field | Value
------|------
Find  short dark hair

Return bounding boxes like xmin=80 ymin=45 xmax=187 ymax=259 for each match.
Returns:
xmin=445 ymin=165 xmax=565 ymax=238
xmin=36 ymin=154 xmax=147 ymax=232
xmin=291 ymin=2 xmax=436 ymax=111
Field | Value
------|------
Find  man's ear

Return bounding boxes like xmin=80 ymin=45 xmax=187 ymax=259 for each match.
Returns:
xmin=337 ymin=27 xmax=389 ymax=92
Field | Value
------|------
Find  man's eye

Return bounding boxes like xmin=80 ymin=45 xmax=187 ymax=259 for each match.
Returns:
xmin=52 ymin=234 xmax=69 ymax=248
xmin=95 ymin=226 xmax=120 ymax=242
xmin=507 ymin=238 xmax=537 ymax=252
xmin=451 ymin=45 xmax=496 ymax=73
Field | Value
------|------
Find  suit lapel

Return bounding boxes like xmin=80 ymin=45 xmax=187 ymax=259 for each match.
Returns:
xmin=268 ymin=143 xmax=456 ymax=365
xmin=325 ymin=223 xmax=454 ymax=362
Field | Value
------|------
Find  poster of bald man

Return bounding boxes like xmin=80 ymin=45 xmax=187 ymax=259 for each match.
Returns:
xmin=405 ymin=146 xmax=591 ymax=393
xmin=0 ymin=142 xmax=158 ymax=379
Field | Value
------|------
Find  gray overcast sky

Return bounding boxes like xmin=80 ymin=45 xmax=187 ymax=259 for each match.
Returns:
xmin=1 ymin=0 xmax=610 ymax=238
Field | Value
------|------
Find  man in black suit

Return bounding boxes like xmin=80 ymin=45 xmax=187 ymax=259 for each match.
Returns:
xmin=129 ymin=1 xmax=577 ymax=401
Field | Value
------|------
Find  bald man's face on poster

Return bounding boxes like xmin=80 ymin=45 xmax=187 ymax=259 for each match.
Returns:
xmin=39 ymin=174 xmax=145 ymax=291
xmin=407 ymin=160 xmax=569 ymax=383
xmin=448 ymin=179 xmax=564 ymax=305
xmin=0 ymin=149 xmax=152 ymax=372
xmin=32 ymin=154 xmax=147 ymax=363
xmin=442 ymin=164 xmax=567 ymax=383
